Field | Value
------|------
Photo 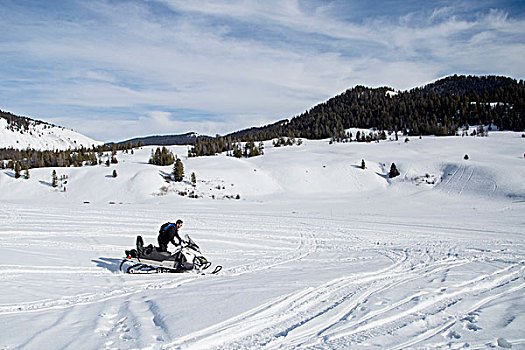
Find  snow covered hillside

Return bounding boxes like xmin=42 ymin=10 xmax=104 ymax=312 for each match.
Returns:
xmin=0 ymin=115 xmax=102 ymax=150
xmin=1 ymin=132 xmax=524 ymax=349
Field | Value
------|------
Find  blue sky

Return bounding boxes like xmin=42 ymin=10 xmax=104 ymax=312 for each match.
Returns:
xmin=1 ymin=0 xmax=524 ymax=142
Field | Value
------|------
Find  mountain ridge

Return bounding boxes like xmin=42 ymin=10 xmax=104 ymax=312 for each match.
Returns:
xmin=2 ymin=74 xmax=523 ymax=151
xmin=108 ymin=74 xmax=525 ymax=150
xmin=223 ymin=74 xmax=524 ymax=141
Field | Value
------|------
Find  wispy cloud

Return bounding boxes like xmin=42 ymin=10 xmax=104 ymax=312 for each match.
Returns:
xmin=0 ymin=0 xmax=523 ymax=141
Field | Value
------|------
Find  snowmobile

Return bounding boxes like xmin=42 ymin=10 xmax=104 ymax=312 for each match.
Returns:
xmin=120 ymin=234 xmax=222 ymax=274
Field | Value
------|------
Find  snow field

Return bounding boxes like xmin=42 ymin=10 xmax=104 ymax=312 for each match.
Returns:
xmin=1 ymin=196 xmax=524 ymax=349
xmin=0 ymin=132 xmax=524 ymax=349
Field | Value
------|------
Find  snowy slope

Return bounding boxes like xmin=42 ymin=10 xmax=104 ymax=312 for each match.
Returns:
xmin=0 ymin=117 xmax=102 ymax=150
xmin=1 ymin=132 xmax=524 ymax=349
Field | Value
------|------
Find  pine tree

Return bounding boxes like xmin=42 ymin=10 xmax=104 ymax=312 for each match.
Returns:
xmin=361 ymin=159 xmax=366 ymax=170
xmin=233 ymin=144 xmax=243 ymax=158
xmin=389 ymin=163 xmax=400 ymax=178
xmin=24 ymin=164 xmax=30 ymax=179
xmin=52 ymin=170 xmax=58 ymax=187
xmin=173 ymin=159 xmax=184 ymax=182
xmin=149 ymin=149 xmax=155 ymax=164
xmin=191 ymin=172 xmax=197 ymax=187
xmin=14 ymin=162 xmax=21 ymax=178
xmin=112 ymin=169 xmax=118 ymax=178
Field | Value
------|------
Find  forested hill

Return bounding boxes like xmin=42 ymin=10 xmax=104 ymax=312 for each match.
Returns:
xmin=1 ymin=110 xmax=52 ymax=131
xmin=114 ymin=132 xmax=210 ymax=147
xmin=226 ymin=75 xmax=524 ymax=141
xmin=416 ymin=75 xmax=520 ymax=97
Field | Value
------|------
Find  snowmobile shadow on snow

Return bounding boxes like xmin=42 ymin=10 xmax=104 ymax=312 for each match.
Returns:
xmin=92 ymin=257 xmax=124 ymax=273
xmin=119 ymin=235 xmax=222 ymax=275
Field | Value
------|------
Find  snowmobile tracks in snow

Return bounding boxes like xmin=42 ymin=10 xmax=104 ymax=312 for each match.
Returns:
xmin=164 ymin=253 xmax=525 ymax=349
xmin=224 ymin=226 xmax=319 ymax=277
xmin=0 ymin=264 xmax=222 ymax=316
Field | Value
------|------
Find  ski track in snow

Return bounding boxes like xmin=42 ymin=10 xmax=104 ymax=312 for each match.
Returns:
xmin=437 ymin=164 xmax=501 ymax=199
xmin=167 ymin=250 xmax=524 ymax=349
xmin=1 ymin=199 xmax=524 ymax=349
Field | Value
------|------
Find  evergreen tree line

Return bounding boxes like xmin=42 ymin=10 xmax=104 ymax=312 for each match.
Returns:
xmin=0 ymin=143 xmax=135 ymax=170
xmin=273 ymin=137 xmax=303 ymax=147
xmin=149 ymin=146 xmax=175 ymax=166
xmin=188 ymin=137 xmax=264 ymax=158
xmin=329 ymin=130 xmax=389 ymax=144
xmin=187 ymin=75 xmax=524 ymax=156
xmin=228 ymin=141 xmax=264 ymax=158
xmin=187 ymin=136 xmax=235 ymax=157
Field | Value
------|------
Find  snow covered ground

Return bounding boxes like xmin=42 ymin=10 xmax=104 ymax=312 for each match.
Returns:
xmin=1 ymin=132 xmax=524 ymax=349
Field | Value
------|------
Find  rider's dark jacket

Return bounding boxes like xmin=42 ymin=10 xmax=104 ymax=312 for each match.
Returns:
xmin=157 ymin=223 xmax=181 ymax=252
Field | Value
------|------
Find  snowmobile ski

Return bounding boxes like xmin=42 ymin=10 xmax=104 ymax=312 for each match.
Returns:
xmin=119 ymin=258 xmax=222 ymax=275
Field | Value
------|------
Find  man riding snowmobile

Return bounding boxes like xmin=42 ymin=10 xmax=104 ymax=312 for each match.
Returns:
xmin=120 ymin=220 xmax=221 ymax=274
xmin=157 ymin=219 xmax=183 ymax=252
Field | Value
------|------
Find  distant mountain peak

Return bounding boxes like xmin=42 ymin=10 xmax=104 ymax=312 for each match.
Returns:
xmin=0 ymin=110 xmax=102 ymax=150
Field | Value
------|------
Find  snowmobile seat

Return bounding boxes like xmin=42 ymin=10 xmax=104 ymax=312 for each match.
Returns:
xmin=143 ymin=249 xmax=174 ymax=262
xmin=135 ymin=236 xmax=175 ymax=261
xmin=136 ymin=235 xmax=145 ymax=255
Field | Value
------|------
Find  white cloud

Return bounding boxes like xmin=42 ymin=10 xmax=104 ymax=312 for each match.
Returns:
xmin=428 ymin=7 xmax=455 ymax=23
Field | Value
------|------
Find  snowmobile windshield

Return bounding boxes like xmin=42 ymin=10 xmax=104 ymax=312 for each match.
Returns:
xmin=183 ymin=234 xmax=200 ymax=251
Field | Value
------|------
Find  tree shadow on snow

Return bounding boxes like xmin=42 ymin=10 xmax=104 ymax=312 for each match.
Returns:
xmin=158 ymin=170 xmax=193 ymax=186
xmin=350 ymin=165 xmax=388 ymax=180
xmin=375 ymin=172 xmax=388 ymax=179
xmin=3 ymin=170 xmax=16 ymax=178
xmin=39 ymin=180 xmax=53 ymax=187
xmin=92 ymin=257 xmax=123 ymax=273
xmin=159 ymin=170 xmax=171 ymax=179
